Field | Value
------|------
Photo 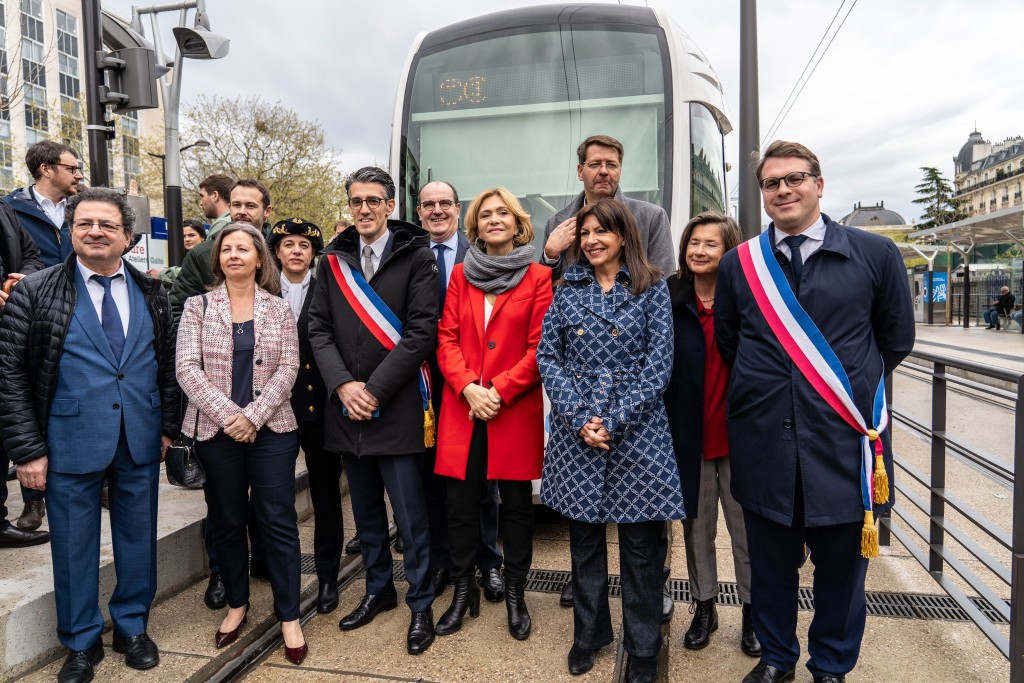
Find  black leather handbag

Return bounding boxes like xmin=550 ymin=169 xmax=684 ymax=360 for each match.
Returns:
xmin=166 ymin=294 xmax=207 ymax=489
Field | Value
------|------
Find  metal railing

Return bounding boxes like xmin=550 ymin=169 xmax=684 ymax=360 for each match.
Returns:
xmin=885 ymin=350 xmax=1024 ymax=681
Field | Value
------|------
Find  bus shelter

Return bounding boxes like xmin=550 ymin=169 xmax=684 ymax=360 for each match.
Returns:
xmin=907 ymin=205 xmax=1024 ymax=332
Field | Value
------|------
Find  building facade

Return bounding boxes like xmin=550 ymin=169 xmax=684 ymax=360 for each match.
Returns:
xmin=0 ymin=0 xmax=161 ymax=194
xmin=953 ymin=130 xmax=1024 ymax=218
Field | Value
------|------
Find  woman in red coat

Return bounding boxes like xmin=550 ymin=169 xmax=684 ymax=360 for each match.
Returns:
xmin=434 ymin=187 xmax=552 ymax=640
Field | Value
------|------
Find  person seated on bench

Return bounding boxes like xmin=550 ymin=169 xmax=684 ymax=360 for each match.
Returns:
xmin=983 ymin=286 xmax=1015 ymax=330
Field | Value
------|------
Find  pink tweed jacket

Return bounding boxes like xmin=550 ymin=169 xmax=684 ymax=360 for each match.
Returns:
xmin=176 ymin=285 xmax=299 ymax=440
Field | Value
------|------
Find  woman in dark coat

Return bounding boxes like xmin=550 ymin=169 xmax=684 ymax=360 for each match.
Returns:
xmin=538 ymin=198 xmax=683 ymax=683
xmin=663 ymin=212 xmax=758 ymax=657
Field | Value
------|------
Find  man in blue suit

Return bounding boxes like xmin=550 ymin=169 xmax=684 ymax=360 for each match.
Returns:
xmin=716 ymin=141 xmax=914 ymax=683
xmin=0 ymin=188 xmax=180 ymax=683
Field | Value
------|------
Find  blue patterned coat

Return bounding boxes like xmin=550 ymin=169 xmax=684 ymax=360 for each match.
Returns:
xmin=538 ymin=263 xmax=685 ymax=523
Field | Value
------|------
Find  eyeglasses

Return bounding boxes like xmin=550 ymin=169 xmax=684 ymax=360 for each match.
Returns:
xmin=759 ymin=171 xmax=817 ymax=192
xmin=72 ymin=220 xmax=124 ymax=234
xmin=418 ymin=199 xmax=456 ymax=211
xmin=584 ymin=161 xmax=620 ymax=171
xmin=348 ymin=196 xmax=387 ymax=209
xmin=51 ymin=162 xmax=83 ymax=176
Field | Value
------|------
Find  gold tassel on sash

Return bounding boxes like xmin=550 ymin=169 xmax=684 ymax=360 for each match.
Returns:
xmin=423 ymin=404 xmax=436 ymax=448
xmin=861 ymin=510 xmax=879 ymax=559
xmin=873 ymin=453 xmax=889 ymax=504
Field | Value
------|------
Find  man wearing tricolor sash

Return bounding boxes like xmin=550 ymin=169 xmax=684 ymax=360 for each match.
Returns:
xmin=308 ymin=167 xmax=440 ymax=655
xmin=715 ymin=141 xmax=914 ymax=683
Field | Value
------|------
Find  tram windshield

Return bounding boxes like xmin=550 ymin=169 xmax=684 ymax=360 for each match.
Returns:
xmin=400 ymin=26 xmax=670 ymax=246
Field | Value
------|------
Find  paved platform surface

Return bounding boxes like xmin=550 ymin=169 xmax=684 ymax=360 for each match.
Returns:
xmin=2 ymin=321 xmax=1018 ymax=682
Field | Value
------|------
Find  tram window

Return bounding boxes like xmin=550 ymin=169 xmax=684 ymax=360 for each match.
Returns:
xmin=400 ymin=27 xmax=670 ymax=248
xmin=690 ymin=103 xmax=727 ymax=215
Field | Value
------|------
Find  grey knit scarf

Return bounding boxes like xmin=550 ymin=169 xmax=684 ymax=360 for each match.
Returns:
xmin=462 ymin=243 xmax=536 ymax=293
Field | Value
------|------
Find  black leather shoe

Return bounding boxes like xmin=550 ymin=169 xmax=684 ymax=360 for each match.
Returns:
xmin=661 ymin=582 xmax=674 ymax=623
xmin=112 ymin=633 xmax=159 ymax=670
xmin=559 ymin=578 xmax=574 ymax=607
xmin=813 ymin=677 xmax=846 ymax=683
xmin=431 ymin=567 xmax=450 ymax=597
xmin=345 ymin=534 xmax=361 ymax=554
xmin=742 ymin=661 xmax=796 ymax=683
xmin=339 ymin=588 xmax=398 ymax=630
xmin=0 ymin=523 xmax=49 ymax=547
xmin=481 ymin=567 xmax=505 ymax=602
xmin=317 ymin=581 xmax=339 ymax=613
xmin=436 ymin=576 xmax=480 ymax=635
xmin=204 ymin=572 xmax=226 ymax=610
xmin=407 ymin=609 xmax=435 ymax=655
xmin=628 ymin=654 xmax=658 ymax=683
xmin=684 ymin=598 xmax=718 ymax=650
xmin=57 ymin=640 xmax=104 ymax=683
xmin=567 ymin=644 xmax=596 ymax=676
xmin=741 ymin=602 xmax=762 ymax=657
xmin=504 ymin=575 xmax=531 ymax=640
xmin=249 ymin=556 xmax=269 ymax=580
xmin=16 ymin=499 xmax=45 ymax=530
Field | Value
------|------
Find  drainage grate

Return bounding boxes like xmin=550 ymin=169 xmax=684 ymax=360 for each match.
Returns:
xmin=334 ymin=559 xmax=1009 ymax=626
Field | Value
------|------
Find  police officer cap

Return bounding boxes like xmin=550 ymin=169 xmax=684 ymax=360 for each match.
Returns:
xmin=268 ymin=218 xmax=324 ymax=254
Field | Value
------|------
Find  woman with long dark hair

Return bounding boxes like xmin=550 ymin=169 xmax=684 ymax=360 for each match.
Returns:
xmin=176 ymin=222 xmax=307 ymax=665
xmin=538 ymin=198 xmax=683 ymax=683
xmin=434 ymin=188 xmax=552 ymax=640
xmin=663 ymin=212 xmax=760 ymax=657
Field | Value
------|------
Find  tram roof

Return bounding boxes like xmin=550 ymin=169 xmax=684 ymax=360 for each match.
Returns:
xmin=419 ymin=4 xmax=660 ymax=51
xmin=906 ymin=205 xmax=1024 ymax=247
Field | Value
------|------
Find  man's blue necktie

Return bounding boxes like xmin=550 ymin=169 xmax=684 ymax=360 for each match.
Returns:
xmin=434 ymin=243 xmax=448 ymax=312
xmin=783 ymin=235 xmax=808 ymax=296
xmin=93 ymin=274 xmax=125 ymax=360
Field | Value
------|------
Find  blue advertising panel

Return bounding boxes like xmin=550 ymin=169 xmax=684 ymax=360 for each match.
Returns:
xmin=925 ymin=272 xmax=947 ymax=303
xmin=151 ymin=217 xmax=168 ymax=240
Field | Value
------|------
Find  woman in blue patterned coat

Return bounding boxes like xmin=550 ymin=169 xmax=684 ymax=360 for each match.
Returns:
xmin=538 ymin=198 xmax=684 ymax=683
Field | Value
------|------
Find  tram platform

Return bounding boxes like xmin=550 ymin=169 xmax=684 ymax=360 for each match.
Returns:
xmin=1 ymin=321 xmax=1018 ymax=682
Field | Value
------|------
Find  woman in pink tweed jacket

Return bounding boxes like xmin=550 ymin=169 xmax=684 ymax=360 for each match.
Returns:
xmin=175 ymin=222 xmax=308 ymax=664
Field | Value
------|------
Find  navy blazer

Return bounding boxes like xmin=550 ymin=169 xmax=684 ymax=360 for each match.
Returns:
xmin=715 ymin=215 xmax=915 ymax=527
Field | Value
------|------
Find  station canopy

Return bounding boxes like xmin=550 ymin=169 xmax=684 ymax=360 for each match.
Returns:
xmin=906 ymin=204 xmax=1024 ymax=248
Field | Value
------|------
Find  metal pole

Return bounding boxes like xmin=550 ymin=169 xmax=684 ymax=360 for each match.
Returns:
xmin=1010 ymin=373 xmax=1024 ymax=683
xmin=926 ymin=264 xmax=935 ymax=325
xmin=81 ymin=0 xmax=109 ymax=187
xmin=928 ymin=361 xmax=946 ymax=574
xmin=963 ymin=257 xmax=971 ymax=329
xmin=738 ymin=0 xmax=761 ymax=239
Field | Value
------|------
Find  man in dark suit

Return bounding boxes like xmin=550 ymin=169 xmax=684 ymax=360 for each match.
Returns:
xmin=0 ymin=188 xmax=180 ymax=682
xmin=414 ymin=180 xmax=504 ymax=601
xmin=716 ymin=141 xmax=915 ymax=683
xmin=308 ymin=166 xmax=439 ymax=655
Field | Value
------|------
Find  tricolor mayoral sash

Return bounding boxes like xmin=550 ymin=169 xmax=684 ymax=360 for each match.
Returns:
xmin=736 ymin=230 xmax=889 ymax=558
xmin=326 ymin=254 xmax=435 ymax=447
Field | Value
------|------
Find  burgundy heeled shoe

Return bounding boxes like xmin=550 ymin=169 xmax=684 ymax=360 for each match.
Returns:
xmin=215 ymin=603 xmax=249 ymax=649
xmin=284 ymin=642 xmax=308 ymax=665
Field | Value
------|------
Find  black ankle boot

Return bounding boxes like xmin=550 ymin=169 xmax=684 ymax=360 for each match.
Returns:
xmin=435 ymin=576 xmax=480 ymax=635
xmin=505 ymin=575 xmax=532 ymax=640
xmin=683 ymin=598 xmax=718 ymax=650
xmin=740 ymin=602 xmax=762 ymax=657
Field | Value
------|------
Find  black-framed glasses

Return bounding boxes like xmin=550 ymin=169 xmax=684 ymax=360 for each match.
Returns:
xmin=348 ymin=196 xmax=387 ymax=209
xmin=759 ymin=171 xmax=816 ymax=192
xmin=51 ymin=162 xmax=83 ymax=176
xmin=72 ymin=220 xmax=124 ymax=234
xmin=418 ymin=199 xmax=455 ymax=211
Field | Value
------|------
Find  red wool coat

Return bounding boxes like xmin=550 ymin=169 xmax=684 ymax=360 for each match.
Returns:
xmin=435 ymin=262 xmax=552 ymax=481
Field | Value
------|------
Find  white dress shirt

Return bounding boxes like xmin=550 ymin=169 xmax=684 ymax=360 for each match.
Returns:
xmin=280 ymin=270 xmax=311 ymax=321
xmin=773 ymin=215 xmax=826 ymax=263
xmin=78 ymin=259 xmax=130 ymax=336
xmin=360 ymin=229 xmax=390 ymax=277
xmin=31 ymin=186 xmax=67 ymax=228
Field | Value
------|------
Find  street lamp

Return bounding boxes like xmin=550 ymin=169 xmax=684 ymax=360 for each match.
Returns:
xmin=131 ymin=1 xmax=229 ymax=266
xmin=146 ymin=139 xmax=210 ymax=232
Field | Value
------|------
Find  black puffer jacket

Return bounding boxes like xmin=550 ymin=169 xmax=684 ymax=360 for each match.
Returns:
xmin=0 ymin=255 xmax=181 ymax=464
xmin=0 ymin=200 xmax=43 ymax=281
xmin=308 ymin=220 xmax=438 ymax=457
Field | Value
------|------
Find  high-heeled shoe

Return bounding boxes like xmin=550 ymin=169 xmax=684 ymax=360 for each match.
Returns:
xmin=435 ymin=575 xmax=480 ymax=635
xmin=284 ymin=642 xmax=308 ymax=665
xmin=215 ymin=602 xmax=249 ymax=649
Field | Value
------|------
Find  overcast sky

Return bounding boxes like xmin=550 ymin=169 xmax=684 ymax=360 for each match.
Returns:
xmin=102 ymin=0 xmax=1023 ymax=227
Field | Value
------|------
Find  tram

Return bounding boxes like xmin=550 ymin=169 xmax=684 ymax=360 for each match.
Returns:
xmin=389 ymin=3 xmax=734 ymax=247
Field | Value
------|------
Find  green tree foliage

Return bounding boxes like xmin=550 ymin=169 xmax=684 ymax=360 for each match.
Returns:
xmin=913 ymin=166 xmax=967 ymax=229
xmin=142 ymin=95 xmax=347 ymax=242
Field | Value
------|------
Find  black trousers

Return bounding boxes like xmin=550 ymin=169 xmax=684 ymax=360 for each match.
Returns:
xmin=197 ymin=428 xmax=301 ymax=621
xmin=570 ymin=519 xmax=663 ymax=658
xmin=446 ymin=420 xmax=533 ymax=580
xmin=299 ymin=420 xmax=343 ymax=583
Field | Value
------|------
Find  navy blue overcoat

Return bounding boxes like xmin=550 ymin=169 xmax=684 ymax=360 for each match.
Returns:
xmin=715 ymin=216 xmax=915 ymax=527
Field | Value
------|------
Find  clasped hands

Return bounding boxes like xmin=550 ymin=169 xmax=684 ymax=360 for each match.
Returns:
xmin=224 ymin=412 xmax=257 ymax=442
xmin=338 ymin=381 xmax=379 ymax=421
xmin=462 ymin=383 xmax=501 ymax=421
xmin=579 ymin=416 xmax=611 ymax=451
